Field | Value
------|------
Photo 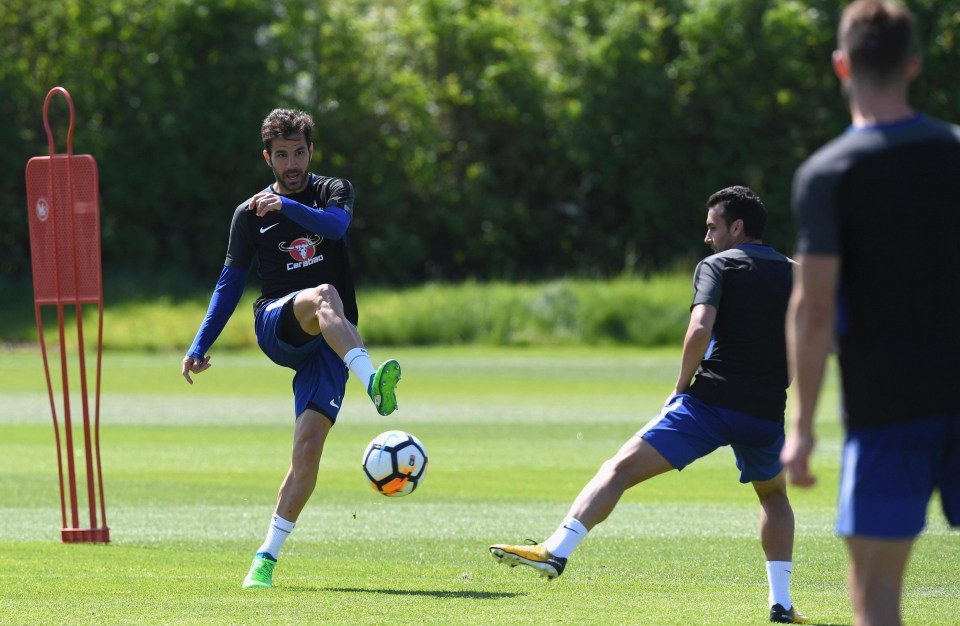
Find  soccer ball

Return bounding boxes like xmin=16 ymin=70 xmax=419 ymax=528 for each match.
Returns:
xmin=361 ymin=430 xmax=428 ymax=497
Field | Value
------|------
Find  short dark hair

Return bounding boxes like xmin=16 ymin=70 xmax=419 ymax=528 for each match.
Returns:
xmin=838 ymin=0 xmax=915 ymax=89
xmin=706 ymin=186 xmax=767 ymax=239
xmin=261 ymin=108 xmax=314 ymax=153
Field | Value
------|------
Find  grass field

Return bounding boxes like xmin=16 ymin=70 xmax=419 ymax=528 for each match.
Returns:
xmin=0 ymin=346 xmax=956 ymax=625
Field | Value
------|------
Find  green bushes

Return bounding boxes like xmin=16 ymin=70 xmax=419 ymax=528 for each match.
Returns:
xmin=1 ymin=274 xmax=694 ymax=349
xmin=360 ymin=274 xmax=691 ymax=347
xmin=5 ymin=1 xmax=959 ymax=286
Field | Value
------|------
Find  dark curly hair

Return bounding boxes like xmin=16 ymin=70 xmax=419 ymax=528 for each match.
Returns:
xmin=261 ymin=108 xmax=314 ymax=153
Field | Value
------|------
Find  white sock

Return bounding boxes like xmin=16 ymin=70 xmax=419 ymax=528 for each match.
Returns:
xmin=766 ymin=560 xmax=793 ymax=608
xmin=256 ymin=514 xmax=296 ymax=561
xmin=541 ymin=516 xmax=589 ymax=559
xmin=344 ymin=348 xmax=377 ymax=391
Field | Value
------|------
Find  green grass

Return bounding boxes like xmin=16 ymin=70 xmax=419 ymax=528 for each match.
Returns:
xmin=0 ymin=346 xmax=957 ymax=625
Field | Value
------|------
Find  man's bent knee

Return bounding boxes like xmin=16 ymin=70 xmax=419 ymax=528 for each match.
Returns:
xmin=295 ymin=284 xmax=340 ymax=308
xmin=294 ymin=284 xmax=344 ymax=331
xmin=753 ymin=471 xmax=789 ymax=502
xmin=313 ymin=284 xmax=341 ymax=305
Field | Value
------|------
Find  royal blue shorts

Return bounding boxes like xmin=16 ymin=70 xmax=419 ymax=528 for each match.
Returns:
xmin=638 ymin=394 xmax=785 ymax=483
xmin=254 ymin=291 xmax=348 ymax=422
xmin=836 ymin=413 xmax=960 ymax=539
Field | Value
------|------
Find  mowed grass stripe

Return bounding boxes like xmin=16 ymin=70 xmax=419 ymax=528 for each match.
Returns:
xmin=1 ymin=347 xmax=955 ymax=625
xmin=0 ymin=501 xmax=839 ymax=543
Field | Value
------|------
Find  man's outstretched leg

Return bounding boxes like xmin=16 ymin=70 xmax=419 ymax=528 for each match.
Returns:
xmin=294 ymin=285 xmax=401 ymax=415
xmin=490 ymin=436 xmax=673 ymax=579
xmin=243 ymin=409 xmax=331 ymax=589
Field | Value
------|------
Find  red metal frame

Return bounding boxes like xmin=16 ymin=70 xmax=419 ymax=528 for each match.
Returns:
xmin=25 ymin=87 xmax=109 ymax=543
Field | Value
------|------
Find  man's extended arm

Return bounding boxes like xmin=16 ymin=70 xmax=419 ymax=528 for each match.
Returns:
xmin=181 ymin=265 xmax=249 ymax=384
xmin=781 ymin=254 xmax=839 ymax=486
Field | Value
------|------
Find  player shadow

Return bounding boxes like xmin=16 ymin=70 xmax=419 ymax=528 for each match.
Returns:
xmin=311 ymin=586 xmax=525 ymax=599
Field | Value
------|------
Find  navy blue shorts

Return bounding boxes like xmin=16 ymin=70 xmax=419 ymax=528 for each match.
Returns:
xmin=638 ymin=394 xmax=785 ymax=483
xmin=836 ymin=414 xmax=960 ymax=539
xmin=254 ymin=291 xmax=348 ymax=422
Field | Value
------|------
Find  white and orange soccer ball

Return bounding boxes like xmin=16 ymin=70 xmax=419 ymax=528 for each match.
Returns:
xmin=362 ymin=430 xmax=428 ymax=497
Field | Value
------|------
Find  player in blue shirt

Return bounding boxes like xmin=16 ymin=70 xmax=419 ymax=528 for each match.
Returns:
xmin=491 ymin=187 xmax=806 ymax=624
xmin=181 ymin=108 xmax=401 ymax=589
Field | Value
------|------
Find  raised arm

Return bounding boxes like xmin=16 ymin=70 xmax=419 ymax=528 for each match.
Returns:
xmin=247 ymin=193 xmax=351 ymax=240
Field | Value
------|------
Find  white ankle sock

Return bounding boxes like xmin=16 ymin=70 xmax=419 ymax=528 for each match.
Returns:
xmin=343 ymin=348 xmax=377 ymax=390
xmin=766 ymin=560 xmax=793 ymax=608
xmin=542 ymin=516 xmax=588 ymax=559
xmin=256 ymin=514 xmax=295 ymax=561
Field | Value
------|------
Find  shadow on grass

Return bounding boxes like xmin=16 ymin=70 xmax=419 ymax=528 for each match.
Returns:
xmin=301 ymin=586 xmax=525 ymax=599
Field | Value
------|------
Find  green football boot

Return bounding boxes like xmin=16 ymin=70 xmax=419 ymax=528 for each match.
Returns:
xmin=241 ymin=553 xmax=277 ymax=589
xmin=368 ymin=359 xmax=401 ymax=416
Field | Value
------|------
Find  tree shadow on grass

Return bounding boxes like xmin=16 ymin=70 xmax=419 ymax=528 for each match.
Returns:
xmin=288 ymin=586 xmax=525 ymax=599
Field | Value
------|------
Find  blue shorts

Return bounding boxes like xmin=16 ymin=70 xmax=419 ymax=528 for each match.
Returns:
xmin=254 ymin=291 xmax=348 ymax=422
xmin=638 ymin=394 xmax=784 ymax=483
xmin=836 ymin=414 xmax=960 ymax=539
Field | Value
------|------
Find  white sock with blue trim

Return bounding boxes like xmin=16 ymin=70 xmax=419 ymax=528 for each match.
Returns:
xmin=344 ymin=348 xmax=377 ymax=392
xmin=256 ymin=514 xmax=295 ymax=561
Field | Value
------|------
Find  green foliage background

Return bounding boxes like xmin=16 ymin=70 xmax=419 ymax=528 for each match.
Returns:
xmin=0 ymin=273 xmax=693 ymax=348
xmin=3 ymin=0 xmax=960 ymax=285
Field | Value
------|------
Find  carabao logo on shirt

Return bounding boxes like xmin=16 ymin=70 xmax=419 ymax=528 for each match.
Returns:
xmin=279 ymin=235 xmax=324 ymax=270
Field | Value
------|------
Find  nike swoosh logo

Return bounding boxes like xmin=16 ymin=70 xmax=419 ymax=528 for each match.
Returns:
xmin=562 ymin=525 xmax=583 ymax=535
xmin=330 ymin=398 xmax=340 ymax=409
xmin=259 ymin=223 xmax=279 ymax=234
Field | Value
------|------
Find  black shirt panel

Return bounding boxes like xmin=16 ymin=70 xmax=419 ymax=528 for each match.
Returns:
xmin=836 ymin=141 xmax=960 ymax=428
xmin=687 ymin=246 xmax=795 ymax=421
xmin=225 ymin=174 xmax=358 ymax=325
xmin=793 ymin=116 xmax=960 ymax=428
